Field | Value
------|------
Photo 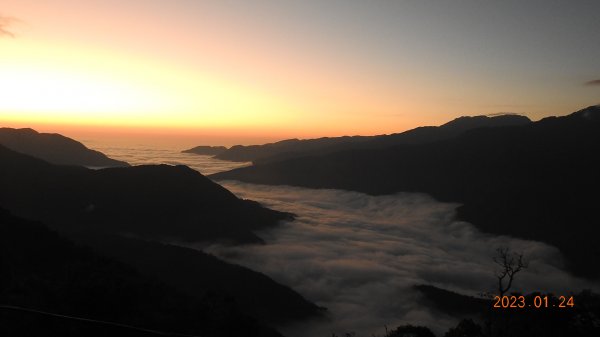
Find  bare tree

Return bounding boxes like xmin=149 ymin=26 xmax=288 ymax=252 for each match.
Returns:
xmin=493 ymin=247 xmax=527 ymax=296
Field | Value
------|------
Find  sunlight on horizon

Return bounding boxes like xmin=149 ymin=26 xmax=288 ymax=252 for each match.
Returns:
xmin=0 ymin=37 xmax=421 ymax=138
xmin=1 ymin=1 xmax=599 ymax=141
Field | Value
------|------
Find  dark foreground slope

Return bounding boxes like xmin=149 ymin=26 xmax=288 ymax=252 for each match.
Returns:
xmin=212 ymin=106 xmax=600 ymax=278
xmin=0 ymin=208 xmax=283 ymax=337
xmin=212 ymin=114 xmax=530 ymax=163
xmin=0 ymin=127 xmax=129 ymax=167
xmin=67 ymin=230 xmax=323 ymax=325
xmin=0 ymin=145 xmax=292 ymax=243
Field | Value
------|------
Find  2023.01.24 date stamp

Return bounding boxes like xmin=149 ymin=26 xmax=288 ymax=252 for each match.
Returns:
xmin=493 ymin=295 xmax=574 ymax=309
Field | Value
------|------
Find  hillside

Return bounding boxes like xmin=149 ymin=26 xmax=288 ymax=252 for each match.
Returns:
xmin=0 ymin=127 xmax=129 ymax=167
xmin=0 ymin=207 xmax=283 ymax=337
xmin=67 ymin=229 xmax=324 ymax=325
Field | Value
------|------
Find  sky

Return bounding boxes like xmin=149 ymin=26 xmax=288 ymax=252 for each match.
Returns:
xmin=1 ymin=1 xmax=599 ymax=145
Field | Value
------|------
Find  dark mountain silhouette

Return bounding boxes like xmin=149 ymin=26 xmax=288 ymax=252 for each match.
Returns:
xmin=0 ymin=145 xmax=293 ymax=244
xmin=0 ymin=207 xmax=284 ymax=337
xmin=211 ymin=106 xmax=600 ymax=278
xmin=211 ymin=114 xmax=530 ymax=164
xmin=66 ymin=229 xmax=324 ymax=325
xmin=414 ymin=285 xmax=489 ymax=316
xmin=182 ymin=145 xmax=228 ymax=156
xmin=214 ymin=137 xmax=368 ymax=163
xmin=0 ymin=127 xmax=129 ymax=167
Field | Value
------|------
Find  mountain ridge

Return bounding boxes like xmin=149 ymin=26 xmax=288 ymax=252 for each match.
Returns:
xmin=0 ymin=127 xmax=129 ymax=167
xmin=208 ymin=114 xmax=531 ymax=164
xmin=182 ymin=145 xmax=229 ymax=156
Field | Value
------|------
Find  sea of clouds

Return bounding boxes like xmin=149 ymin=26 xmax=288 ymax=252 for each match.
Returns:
xmin=93 ymin=145 xmax=598 ymax=336
xmin=197 ymin=181 xmax=599 ymax=337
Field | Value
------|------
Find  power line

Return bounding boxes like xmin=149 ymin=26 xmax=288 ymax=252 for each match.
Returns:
xmin=0 ymin=304 xmax=203 ymax=337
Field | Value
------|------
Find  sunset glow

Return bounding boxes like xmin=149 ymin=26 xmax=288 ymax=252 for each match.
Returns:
xmin=1 ymin=1 xmax=599 ymax=143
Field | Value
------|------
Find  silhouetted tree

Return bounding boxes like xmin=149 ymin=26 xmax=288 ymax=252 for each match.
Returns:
xmin=386 ymin=324 xmax=435 ymax=337
xmin=493 ymin=247 xmax=527 ymax=297
xmin=444 ymin=318 xmax=483 ymax=337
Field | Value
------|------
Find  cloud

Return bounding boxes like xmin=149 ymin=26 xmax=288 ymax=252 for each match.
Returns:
xmin=0 ymin=15 xmax=17 ymax=37
xmin=485 ymin=112 xmax=521 ymax=117
xmin=585 ymin=79 xmax=600 ymax=86
xmin=184 ymin=181 xmax=600 ymax=337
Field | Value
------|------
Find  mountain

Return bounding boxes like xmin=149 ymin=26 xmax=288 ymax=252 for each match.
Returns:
xmin=0 ymin=127 xmax=129 ymax=167
xmin=214 ymin=137 xmax=369 ymax=163
xmin=211 ymin=106 xmax=600 ymax=278
xmin=414 ymin=285 xmax=489 ymax=316
xmin=212 ymin=114 xmax=530 ymax=164
xmin=182 ymin=145 xmax=229 ymax=156
xmin=0 ymin=207 xmax=283 ymax=337
xmin=67 ymin=229 xmax=324 ymax=325
xmin=0 ymin=145 xmax=293 ymax=244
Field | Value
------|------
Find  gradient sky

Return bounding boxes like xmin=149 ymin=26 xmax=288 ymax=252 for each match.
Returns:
xmin=1 ymin=0 xmax=599 ymax=144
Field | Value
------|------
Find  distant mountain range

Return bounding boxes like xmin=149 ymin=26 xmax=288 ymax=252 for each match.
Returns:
xmin=182 ymin=145 xmax=229 ymax=156
xmin=0 ymin=127 xmax=129 ymax=167
xmin=211 ymin=106 xmax=600 ymax=278
xmin=204 ymin=114 xmax=531 ymax=164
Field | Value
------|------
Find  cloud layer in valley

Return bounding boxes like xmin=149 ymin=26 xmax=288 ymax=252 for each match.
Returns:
xmin=190 ymin=181 xmax=599 ymax=337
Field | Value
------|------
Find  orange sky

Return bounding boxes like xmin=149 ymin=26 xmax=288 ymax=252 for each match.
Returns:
xmin=1 ymin=1 xmax=599 ymax=145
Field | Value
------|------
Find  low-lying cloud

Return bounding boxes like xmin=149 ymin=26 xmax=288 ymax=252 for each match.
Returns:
xmin=485 ymin=112 xmax=521 ymax=117
xmin=195 ymin=181 xmax=599 ymax=337
xmin=85 ymin=146 xmax=250 ymax=176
